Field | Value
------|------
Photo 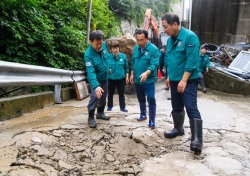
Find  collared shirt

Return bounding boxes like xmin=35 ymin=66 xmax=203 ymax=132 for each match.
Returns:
xmin=84 ymin=42 xmax=109 ymax=90
xmin=140 ymin=42 xmax=149 ymax=53
xmin=108 ymin=52 xmax=129 ymax=80
xmin=199 ymin=53 xmax=210 ymax=73
xmin=165 ymin=27 xmax=200 ymax=81
xmin=131 ymin=42 xmax=160 ymax=85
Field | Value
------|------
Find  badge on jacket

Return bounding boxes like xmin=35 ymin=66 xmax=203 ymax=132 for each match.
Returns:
xmin=86 ymin=62 xmax=91 ymax=66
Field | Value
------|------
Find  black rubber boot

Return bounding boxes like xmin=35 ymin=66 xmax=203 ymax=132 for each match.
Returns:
xmin=88 ymin=110 xmax=97 ymax=128
xmin=164 ymin=111 xmax=185 ymax=138
xmin=190 ymin=118 xmax=203 ymax=154
xmin=96 ymin=106 xmax=110 ymax=120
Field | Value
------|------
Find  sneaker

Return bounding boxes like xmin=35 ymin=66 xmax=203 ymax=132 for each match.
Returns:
xmin=107 ymin=107 xmax=112 ymax=111
xmin=137 ymin=115 xmax=147 ymax=121
xmin=120 ymin=108 xmax=128 ymax=112
xmin=203 ymin=88 xmax=207 ymax=93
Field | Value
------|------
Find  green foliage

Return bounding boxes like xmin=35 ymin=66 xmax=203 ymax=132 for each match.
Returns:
xmin=0 ymin=0 xmax=117 ymax=70
xmin=0 ymin=0 xmax=55 ymax=65
xmin=108 ymin=0 xmax=180 ymax=27
xmin=91 ymin=0 xmax=117 ymax=38
xmin=0 ymin=0 xmax=180 ymax=70
xmin=31 ymin=85 xmax=53 ymax=93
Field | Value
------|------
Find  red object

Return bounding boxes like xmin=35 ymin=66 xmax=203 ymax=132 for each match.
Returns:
xmin=158 ymin=69 xmax=163 ymax=78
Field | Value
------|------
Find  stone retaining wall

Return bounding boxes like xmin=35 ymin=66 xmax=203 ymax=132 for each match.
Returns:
xmin=205 ymin=68 xmax=250 ymax=96
xmin=0 ymin=87 xmax=77 ymax=121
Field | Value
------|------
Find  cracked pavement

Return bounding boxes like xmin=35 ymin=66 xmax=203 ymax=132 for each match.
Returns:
xmin=0 ymin=80 xmax=250 ymax=176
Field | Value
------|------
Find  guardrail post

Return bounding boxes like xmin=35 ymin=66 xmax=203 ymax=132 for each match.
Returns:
xmin=54 ymin=85 xmax=62 ymax=104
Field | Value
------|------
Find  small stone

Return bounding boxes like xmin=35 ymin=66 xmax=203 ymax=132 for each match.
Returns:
xmin=58 ymin=160 xmax=74 ymax=170
xmin=122 ymin=131 xmax=133 ymax=138
xmin=31 ymin=136 xmax=42 ymax=143
xmin=106 ymin=154 xmax=115 ymax=162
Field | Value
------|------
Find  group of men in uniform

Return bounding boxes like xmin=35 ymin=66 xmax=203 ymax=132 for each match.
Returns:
xmin=84 ymin=13 xmax=203 ymax=155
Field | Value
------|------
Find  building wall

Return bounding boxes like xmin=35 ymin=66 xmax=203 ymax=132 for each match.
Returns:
xmin=191 ymin=0 xmax=250 ymax=45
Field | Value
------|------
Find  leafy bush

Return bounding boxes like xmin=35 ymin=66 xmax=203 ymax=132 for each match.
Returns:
xmin=0 ymin=0 xmax=117 ymax=70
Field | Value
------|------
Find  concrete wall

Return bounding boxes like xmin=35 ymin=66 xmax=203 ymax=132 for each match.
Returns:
xmin=205 ymin=68 xmax=250 ymax=96
xmin=0 ymin=87 xmax=77 ymax=121
xmin=191 ymin=0 xmax=250 ymax=45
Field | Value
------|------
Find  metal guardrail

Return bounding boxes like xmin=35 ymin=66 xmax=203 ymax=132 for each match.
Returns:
xmin=0 ymin=61 xmax=85 ymax=87
xmin=0 ymin=61 xmax=86 ymax=103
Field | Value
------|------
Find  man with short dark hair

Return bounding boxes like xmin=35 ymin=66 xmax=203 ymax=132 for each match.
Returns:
xmin=162 ymin=13 xmax=203 ymax=155
xmin=130 ymin=29 xmax=160 ymax=129
xmin=199 ymin=46 xmax=210 ymax=93
xmin=84 ymin=30 xmax=110 ymax=128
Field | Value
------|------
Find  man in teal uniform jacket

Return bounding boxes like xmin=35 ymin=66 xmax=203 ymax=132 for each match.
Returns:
xmin=130 ymin=29 xmax=160 ymax=129
xmin=162 ymin=13 xmax=203 ymax=155
xmin=199 ymin=46 xmax=210 ymax=93
xmin=84 ymin=30 xmax=110 ymax=128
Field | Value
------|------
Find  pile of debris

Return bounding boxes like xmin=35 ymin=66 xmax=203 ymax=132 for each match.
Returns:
xmin=202 ymin=43 xmax=250 ymax=81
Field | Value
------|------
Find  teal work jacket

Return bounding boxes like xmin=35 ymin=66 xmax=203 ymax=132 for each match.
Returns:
xmin=108 ymin=52 xmax=129 ymax=80
xmin=84 ymin=42 xmax=109 ymax=90
xmin=199 ymin=53 xmax=210 ymax=73
xmin=165 ymin=27 xmax=200 ymax=81
xmin=131 ymin=42 xmax=160 ymax=85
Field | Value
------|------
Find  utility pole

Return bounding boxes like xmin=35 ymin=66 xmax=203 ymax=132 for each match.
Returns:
xmin=85 ymin=0 xmax=92 ymax=45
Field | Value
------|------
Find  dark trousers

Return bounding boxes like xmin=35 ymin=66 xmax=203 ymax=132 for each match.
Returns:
xmin=135 ymin=82 xmax=156 ymax=118
xmin=170 ymin=79 xmax=201 ymax=119
xmin=88 ymin=81 xmax=108 ymax=111
xmin=108 ymin=78 xmax=126 ymax=109
xmin=199 ymin=72 xmax=206 ymax=90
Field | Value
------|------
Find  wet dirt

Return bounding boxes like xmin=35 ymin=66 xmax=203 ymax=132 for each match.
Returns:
xmin=0 ymin=80 xmax=250 ymax=176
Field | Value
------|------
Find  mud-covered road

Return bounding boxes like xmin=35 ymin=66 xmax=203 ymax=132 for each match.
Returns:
xmin=0 ymin=80 xmax=250 ymax=176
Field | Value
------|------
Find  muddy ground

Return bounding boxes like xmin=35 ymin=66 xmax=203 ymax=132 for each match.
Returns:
xmin=0 ymin=80 xmax=250 ymax=176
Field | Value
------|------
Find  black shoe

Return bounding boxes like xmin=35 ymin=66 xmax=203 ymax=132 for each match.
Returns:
xmin=203 ymin=88 xmax=207 ymax=93
xmin=96 ymin=113 xmax=110 ymax=120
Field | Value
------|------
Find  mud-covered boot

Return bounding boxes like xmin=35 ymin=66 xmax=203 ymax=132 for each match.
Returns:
xmin=190 ymin=118 xmax=203 ymax=155
xmin=164 ymin=111 xmax=185 ymax=138
xmin=96 ymin=106 xmax=110 ymax=120
xmin=88 ymin=110 xmax=97 ymax=128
